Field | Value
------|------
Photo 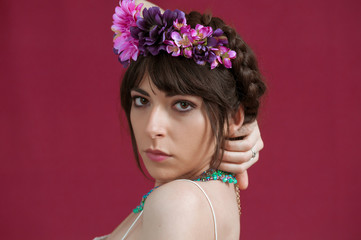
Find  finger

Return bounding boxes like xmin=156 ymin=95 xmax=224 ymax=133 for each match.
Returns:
xmin=221 ymin=138 xmax=263 ymax=163
xmin=232 ymin=120 xmax=258 ymax=138
xmin=224 ymin=137 xmax=254 ymax=152
xmin=221 ymin=150 xmax=252 ymax=164
xmin=236 ymin=171 xmax=248 ymax=190
xmin=224 ymin=123 xmax=261 ymax=152
xmin=218 ymin=153 xmax=259 ymax=174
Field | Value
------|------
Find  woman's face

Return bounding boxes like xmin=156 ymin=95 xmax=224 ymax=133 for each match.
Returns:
xmin=130 ymin=75 xmax=215 ymax=186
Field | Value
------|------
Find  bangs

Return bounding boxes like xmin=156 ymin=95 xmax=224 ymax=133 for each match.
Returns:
xmin=132 ymin=53 xmax=222 ymax=98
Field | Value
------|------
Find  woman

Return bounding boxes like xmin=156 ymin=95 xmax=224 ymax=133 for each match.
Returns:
xmin=97 ymin=0 xmax=266 ymax=239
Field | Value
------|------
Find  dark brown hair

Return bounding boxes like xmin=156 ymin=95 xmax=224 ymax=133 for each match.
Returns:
xmin=120 ymin=11 xmax=266 ymax=172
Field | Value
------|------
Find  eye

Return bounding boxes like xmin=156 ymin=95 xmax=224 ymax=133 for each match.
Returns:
xmin=133 ymin=96 xmax=149 ymax=107
xmin=174 ymin=101 xmax=194 ymax=112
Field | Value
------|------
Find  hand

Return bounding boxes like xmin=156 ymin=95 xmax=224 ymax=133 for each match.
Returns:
xmin=218 ymin=120 xmax=264 ymax=190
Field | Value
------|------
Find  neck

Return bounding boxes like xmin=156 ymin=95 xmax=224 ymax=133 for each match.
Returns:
xmin=154 ymin=164 xmax=211 ymax=187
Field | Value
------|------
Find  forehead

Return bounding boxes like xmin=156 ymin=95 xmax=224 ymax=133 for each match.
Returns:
xmin=135 ymin=75 xmax=160 ymax=96
xmin=134 ymin=73 xmax=190 ymax=97
xmin=132 ymin=60 xmax=204 ymax=96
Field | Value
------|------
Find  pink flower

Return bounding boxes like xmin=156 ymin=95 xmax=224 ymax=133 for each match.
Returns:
xmin=183 ymin=24 xmax=212 ymax=44
xmin=188 ymin=28 xmax=199 ymax=41
xmin=111 ymin=0 xmax=143 ymax=66
xmin=195 ymin=24 xmax=213 ymax=39
xmin=183 ymin=47 xmax=193 ymax=58
xmin=210 ymin=59 xmax=219 ymax=69
xmin=114 ymin=34 xmax=139 ymax=66
xmin=173 ymin=18 xmax=187 ymax=30
xmin=180 ymin=25 xmax=191 ymax=34
xmin=218 ymin=46 xmax=236 ymax=68
xmin=164 ymin=40 xmax=181 ymax=56
xmin=171 ymin=32 xmax=192 ymax=48
xmin=111 ymin=0 xmax=143 ymax=35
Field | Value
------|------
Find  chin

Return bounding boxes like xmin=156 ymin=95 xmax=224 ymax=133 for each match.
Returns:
xmin=147 ymin=168 xmax=177 ymax=182
xmin=143 ymin=163 xmax=182 ymax=183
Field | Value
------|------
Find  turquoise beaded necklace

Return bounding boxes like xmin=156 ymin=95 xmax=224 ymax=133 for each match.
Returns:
xmin=133 ymin=186 xmax=159 ymax=213
xmin=133 ymin=169 xmax=237 ymax=213
xmin=194 ymin=169 xmax=238 ymax=184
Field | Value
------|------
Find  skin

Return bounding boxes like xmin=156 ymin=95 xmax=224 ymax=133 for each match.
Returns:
xmin=130 ymin=75 xmax=216 ymax=186
xmin=108 ymin=180 xmax=240 ymax=239
xmin=220 ymin=120 xmax=264 ymax=189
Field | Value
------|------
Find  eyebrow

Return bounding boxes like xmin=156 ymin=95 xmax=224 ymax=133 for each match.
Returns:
xmin=131 ymin=88 xmax=150 ymax=97
xmin=131 ymin=88 xmax=184 ymax=97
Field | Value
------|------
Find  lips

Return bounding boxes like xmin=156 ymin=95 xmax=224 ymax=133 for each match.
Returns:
xmin=145 ymin=149 xmax=171 ymax=162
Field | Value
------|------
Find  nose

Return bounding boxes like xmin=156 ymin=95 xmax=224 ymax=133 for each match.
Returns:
xmin=146 ymin=106 xmax=167 ymax=139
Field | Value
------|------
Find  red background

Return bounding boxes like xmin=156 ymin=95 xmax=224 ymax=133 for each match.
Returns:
xmin=1 ymin=0 xmax=360 ymax=239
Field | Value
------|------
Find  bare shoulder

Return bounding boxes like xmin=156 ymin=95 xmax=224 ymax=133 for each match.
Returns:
xmin=144 ymin=180 xmax=211 ymax=219
xmin=140 ymin=180 xmax=215 ymax=240
xmin=146 ymin=180 xmax=206 ymax=208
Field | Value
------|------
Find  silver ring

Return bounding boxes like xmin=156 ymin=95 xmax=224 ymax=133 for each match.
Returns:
xmin=251 ymin=148 xmax=257 ymax=159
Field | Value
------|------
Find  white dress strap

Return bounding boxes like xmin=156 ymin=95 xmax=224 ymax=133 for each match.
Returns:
xmin=175 ymin=179 xmax=218 ymax=240
xmin=121 ymin=210 xmax=143 ymax=240
xmin=93 ymin=212 xmax=143 ymax=240
xmin=93 ymin=235 xmax=108 ymax=240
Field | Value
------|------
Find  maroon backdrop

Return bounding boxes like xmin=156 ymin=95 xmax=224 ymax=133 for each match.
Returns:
xmin=1 ymin=0 xmax=360 ymax=239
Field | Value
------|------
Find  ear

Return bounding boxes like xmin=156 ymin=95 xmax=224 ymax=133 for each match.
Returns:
xmin=228 ymin=106 xmax=245 ymax=138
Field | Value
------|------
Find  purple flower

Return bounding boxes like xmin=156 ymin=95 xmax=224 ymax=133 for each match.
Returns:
xmin=131 ymin=7 xmax=186 ymax=56
xmin=163 ymin=9 xmax=186 ymax=33
xmin=212 ymin=28 xmax=224 ymax=37
xmin=211 ymin=28 xmax=229 ymax=46
xmin=192 ymin=45 xmax=216 ymax=65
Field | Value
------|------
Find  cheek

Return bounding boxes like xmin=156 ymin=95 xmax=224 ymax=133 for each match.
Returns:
xmin=176 ymin=111 xmax=214 ymax=158
xmin=130 ymin=109 xmax=144 ymax=141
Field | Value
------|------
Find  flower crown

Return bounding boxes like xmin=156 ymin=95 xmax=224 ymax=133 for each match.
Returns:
xmin=111 ymin=0 xmax=236 ymax=69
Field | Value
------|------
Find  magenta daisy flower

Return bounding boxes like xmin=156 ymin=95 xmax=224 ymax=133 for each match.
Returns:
xmin=111 ymin=0 xmax=143 ymax=66
xmin=111 ymin=0 xmax=143 ymax=33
